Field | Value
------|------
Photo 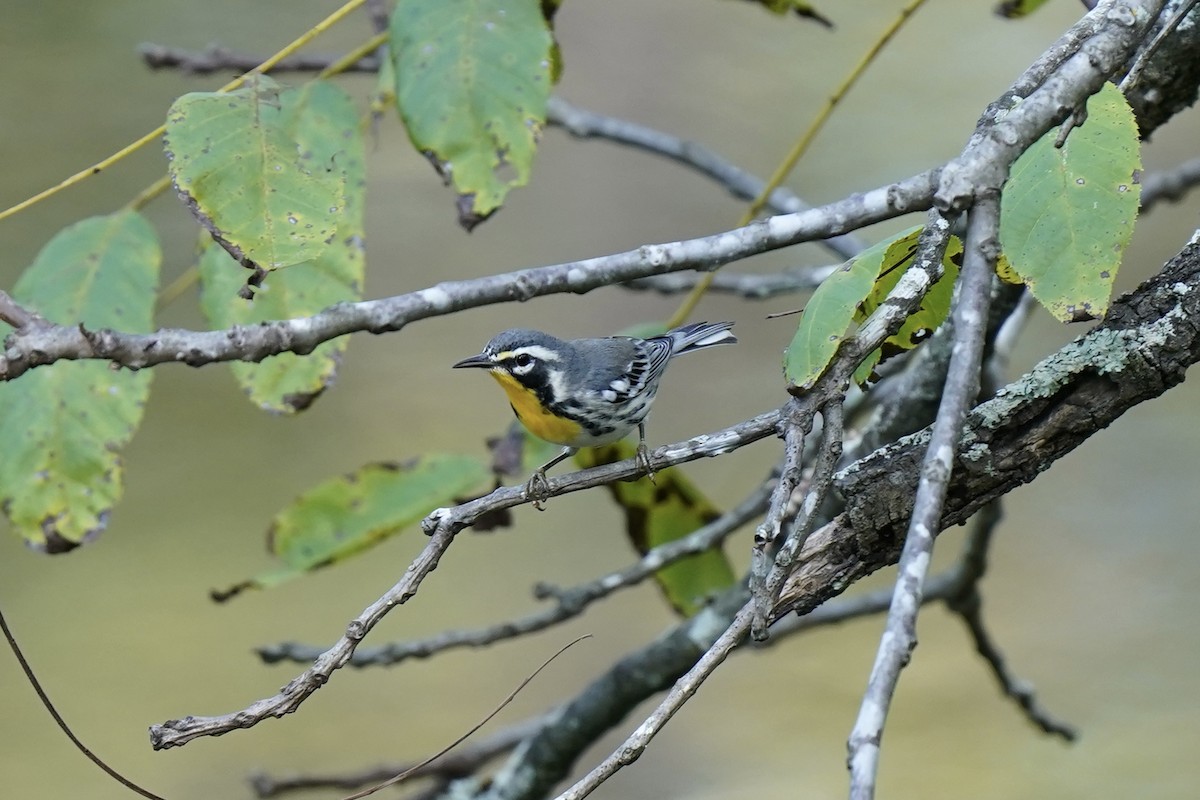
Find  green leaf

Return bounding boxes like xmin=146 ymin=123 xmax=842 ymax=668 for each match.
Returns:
xmin=575 ymin=443 xmax=737 ymax=617
xmin=165 ymin=75 xmax=346 ymax=273
xmin=0 ymin=212 xmax=160 ymax=551
xmin=1000 ymin=82 xmax=1141 ymax=322
xmin=213 ymin=455 xmax=491 ymax=600
xmin=390 ymin=0 xmax=554 ymax=228
xmin=785 ymin=226 xmax=924 ymax=391
xmin=851 ymin=231 xmax=962 ymax=386
xmin=198 ymin=81 xmax=366 ymax=413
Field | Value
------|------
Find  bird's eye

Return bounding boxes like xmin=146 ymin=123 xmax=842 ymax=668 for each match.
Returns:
xmin=514 ymin=353 xmax=534 ymax=368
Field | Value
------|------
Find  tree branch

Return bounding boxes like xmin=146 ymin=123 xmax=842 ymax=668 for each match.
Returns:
xmin=544 ymin=96 xmax=869 ymax=260
xmin=148 ymin=410 xmax=783 ymax=749
xmin=848 ymin=194 xmax=1000 ymax=799
xmin=0 ymin=171 xmax=939 ymax=382
xmin=775 ymin=233 xmax=1200 ymax=624
xmin=467 ymin=224 xmax=1200 ymax=799
xmin=941 ymin=503 xmax=1078 ymax=741
xmin=250 ymin=717 xmax=545 ymax=798
xmin=256 ymin=482 xmax=771 ymax=668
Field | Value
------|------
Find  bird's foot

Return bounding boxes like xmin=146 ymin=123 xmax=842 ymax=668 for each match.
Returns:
xmin=636 ymin=442 xmax=656 ymax=484
xmin=524 ymin=469 xmax=552 ymax=511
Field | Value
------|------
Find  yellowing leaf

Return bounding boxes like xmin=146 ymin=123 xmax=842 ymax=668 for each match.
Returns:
xmin=165 ymin=75 xmax=345 ymax=272
xmin=198 ymin=81 xmax=366 ymax=413
xmin=851 ymin=231 xmax=962 ymax=385
xmin=999 ymin=82 xmax=1141 ymax=322
xmin=0 ymin=212 xmax=160 ymax=551
xmin=212 ymin=455 xmax=491 ymax=600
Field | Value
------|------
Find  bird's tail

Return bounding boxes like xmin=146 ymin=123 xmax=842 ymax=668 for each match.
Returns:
xmin=663 ymin=321 xmax=737 ymax=355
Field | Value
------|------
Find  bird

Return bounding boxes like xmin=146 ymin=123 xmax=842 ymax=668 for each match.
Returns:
xmin=453 ymin=321 xmax=737 ymax=505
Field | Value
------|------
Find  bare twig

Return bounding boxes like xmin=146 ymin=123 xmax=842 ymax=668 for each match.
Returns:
xmin=622 ymin=264 xmax=833 ymax=299
xmin=140 ymin=43 xmax=382 ymax=74
xmin=749 ymin=400 xmax=812 ymax=624
xmin=257 ymin=482 xmax=772 ymax=667
xmin=343 ymin=636 xmax=591 ymax=800
xmin=942 ymin=504 xmax=1078 ymax=741
xmin=553 ymin=601 xmax=756 ymax=800
xmin=1120 ymin=0 xmax=1200 ymax=91
xmin=847 ymin=194 xmax=999 ymax=800
xmin=150 ymin=520 xmax=462 ymax=749
xmin=251 ymin=717 xmax=545 ymax=798
xmin=0 ymin=606 xmax=166 ymax=800
xmin=0 ymin=171 xmax=939 ymax=383
xmin=1141 ymin=157 xmax=1200 ymax=212
xmin=0 ymin=290 xmax=39 ymax=330
xmin=545 ymin=96 xmax=868 ymax=260
xmin=150 ymin=411 xmax=781 ymax=749
xmin=755 ymin=400 xmax=844 ymax=636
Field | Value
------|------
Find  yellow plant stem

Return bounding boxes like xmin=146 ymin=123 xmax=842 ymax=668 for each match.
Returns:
xmin=667 ymin=0 xmax=929 ymax=329
xmin=320 ymin=30 xmax=389 ymax=79
xmin=0 ymin=0 xmax=369 ymax=225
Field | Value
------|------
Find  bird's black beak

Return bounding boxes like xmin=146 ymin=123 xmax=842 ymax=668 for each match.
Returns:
xmin=452 ymin=353 xmax=494 ymax=369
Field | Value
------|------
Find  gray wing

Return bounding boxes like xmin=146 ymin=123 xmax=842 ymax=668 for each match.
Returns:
xmin=584 ymin=337 xmax=671 ymax=404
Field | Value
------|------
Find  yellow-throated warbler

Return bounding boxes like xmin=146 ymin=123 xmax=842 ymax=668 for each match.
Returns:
xmin=454 ymin=321 xmax=737 ymax=502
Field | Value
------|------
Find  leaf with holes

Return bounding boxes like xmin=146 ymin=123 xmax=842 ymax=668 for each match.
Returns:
xmin=1000 ymin=82 xmax=1141 ymax=322
xmin=199 ymin=81 xmax=365 ymax=413
xmin=390 ymin=0 xmax=554 ymax=228
xmin=0 ymin=212 xmax=160 ymax=551
xmin=165 ymin=75 xmax=345 ymax=273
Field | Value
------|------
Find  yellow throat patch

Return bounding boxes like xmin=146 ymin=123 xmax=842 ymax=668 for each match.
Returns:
xmin=489 ymin=370 xmax=583 ymax=446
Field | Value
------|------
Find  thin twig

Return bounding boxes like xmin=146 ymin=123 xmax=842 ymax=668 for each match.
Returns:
xmin=749 ymin=400 xmax=812 ymax=624
xmin=0 ymin=0 xmax=370 ymax=224
xmin=1120 ymin=0 xmax=1200 ymax=91
xmin=755 ymin=400 xmax=844 ymax=637
xmin=140 ymin=43 xmax=382 ymax=74
xmin=0 ymin=170 xmax=940 ymax=382
xmin=1140 ymin=157 xmax=1200 ymax=212
xmin=0 ymin=290 xmax=39 ymax=330
xmin=150 ymin=411 xmax=782 ymax=749
xmin=545 ymin=97 xmax=867 ymax=261
xmin=251 ymin=717 xmax=545 ymax=798
xmin=847 ymin=195 xmax=1000 ymax=800
xmin=344 ymin=636 xmax=591 ymax=800
xmin=0 ymin=606 xmax=167 ymax=800
xmin=622 ymin=264 xmax=833 ymax=299
xmin=150 ymin=519 xmax=462 ymax=749
xmin=553 ymin=601 xmax=756 ymax=800
xmin=942 ymin=504 xmax=1078 ymax=741
xmin=257 ymin=483 xmax=772 ymax=667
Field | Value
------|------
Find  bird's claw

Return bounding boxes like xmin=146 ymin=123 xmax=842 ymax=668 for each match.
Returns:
xmin=524 ymin=470 xmax=552 ymax=511
xmin=636 ymin=442 xmax=656 ymax=484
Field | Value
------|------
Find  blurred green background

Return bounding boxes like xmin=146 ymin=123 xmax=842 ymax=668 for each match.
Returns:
xmin=1 ymin=1 xmax=1198 ymax=798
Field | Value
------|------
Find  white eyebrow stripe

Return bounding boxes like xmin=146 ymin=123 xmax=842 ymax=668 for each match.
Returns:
xmin=498 ymin=345 xmax=561 ymax=362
